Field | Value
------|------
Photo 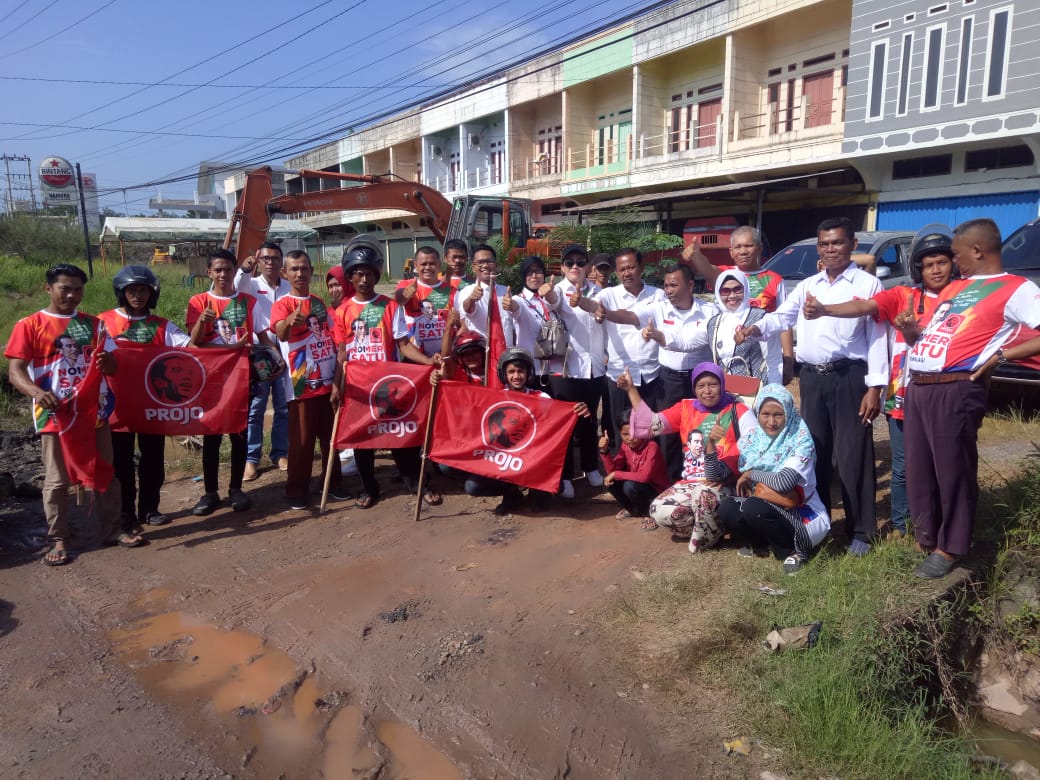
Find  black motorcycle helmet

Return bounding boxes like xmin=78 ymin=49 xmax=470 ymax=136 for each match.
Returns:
xmin=497 ymin=347 xmax=535 ymax=386
xmin=113 ymin=265 xmax=160 ymax=310
xmin=909 ymin=223 xmax=955 ymax=285
xmin=341 ymin=234 xmax=383 ymax=276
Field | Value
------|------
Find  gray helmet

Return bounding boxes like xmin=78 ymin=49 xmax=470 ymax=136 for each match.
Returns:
xmin=113 ymin=264 xmax=160 ymax=310
xmin=342 ymin=234 xmax=383 ymax=276
xmin=909 ymin=223 xmax=954 ymax=284
xmin=497 ymin=347 xmax=535 ymax=386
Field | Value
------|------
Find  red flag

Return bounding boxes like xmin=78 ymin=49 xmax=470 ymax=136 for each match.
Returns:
xmin=107 ymin=343 xmax=249 ymax=435
xmin=335 ymin=361 xmax=434 ymax=449
xmin=429 ymin=381 xmax=577 ymax=493
xmin=486 ymin=281 xmax=508 ymax=389
xmin=53 ymin=351 xmax=114 ymax=492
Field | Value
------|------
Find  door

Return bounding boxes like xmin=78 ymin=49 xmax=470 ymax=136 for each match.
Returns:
xmin=697 ymin=99 xmax=722 ymax=148
xmin=803 ymin=70 xmax=834 ymax=128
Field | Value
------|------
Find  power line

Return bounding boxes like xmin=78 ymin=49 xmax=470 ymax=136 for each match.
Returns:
xmin=0 ymin=74 xmax=444 ymax=89
xmin=0 ymin=121 xmax=306 ymax=141
xmin=0 ymin=0 xmax=118 ymax=61
xmin=0 ymin=0 xmax=60 ymax=44
xmin=0 ymin=1 xmax=31 ymax=26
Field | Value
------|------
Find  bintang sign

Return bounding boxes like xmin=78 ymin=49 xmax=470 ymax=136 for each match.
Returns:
xmin=39 ymin=156 xmax=77 ymax=207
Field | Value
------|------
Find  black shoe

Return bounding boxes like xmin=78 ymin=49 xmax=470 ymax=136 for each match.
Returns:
xmin=228 ymin=489 xmax=252 ymax=512
xmin=192 ymin=492 xmax=221 ymax=516
xmin=494 ymin=489 xmax=524 ymax=516
xmin=328 ymin=486 xmax=352 ymax=501
xmin=143 ymin=511 xmax=170 ymax=526
xmin=288 ymin=496 xmax=308 ymax=510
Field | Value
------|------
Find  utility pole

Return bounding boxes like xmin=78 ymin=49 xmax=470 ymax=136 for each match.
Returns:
xmin=75 ymin=163 xmax=94 ymax=278
xmin=0 ymin=154 xmax=37 ymax=215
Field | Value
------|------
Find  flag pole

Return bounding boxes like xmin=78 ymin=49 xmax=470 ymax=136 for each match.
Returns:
xmin=320 ymin=368 xmax=346 ymax=514
xmin=483 ymin=273 xmax=495 ymax=386
xmin=413 ymin=376 xmax=441 ymax=522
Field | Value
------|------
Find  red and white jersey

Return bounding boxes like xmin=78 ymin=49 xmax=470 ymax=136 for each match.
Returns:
xmin=270 ymin=294 xmax=337 ymax=400
xmin=397 ymin=280 xmax=455 ymax=358
xmin=331 ymin=295 xmax=408 ymax=363
xmin=185 ymin=291 xmax=261 ymax=345
xmin=908 ymin=274 xmax=1040 ymax=373
xmin=873 ymin=286 xmax=941 ymax=419
xmin=98 ymin=309 xmax=190 ymax=347
xmin=5 ymin=310 xmax=114 ymax=433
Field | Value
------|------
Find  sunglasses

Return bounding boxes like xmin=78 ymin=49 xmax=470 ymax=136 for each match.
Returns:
xmin=563 ymin=258 xmax=588 ymax=268
xmin=719 ymin=286 xmax=744 ymax=296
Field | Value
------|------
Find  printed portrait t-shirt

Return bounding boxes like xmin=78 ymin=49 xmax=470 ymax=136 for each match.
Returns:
xmin=270 ymin=294 xmax=338 ymax=400
xmin=185 ymin=291 xmax=260 ymax=345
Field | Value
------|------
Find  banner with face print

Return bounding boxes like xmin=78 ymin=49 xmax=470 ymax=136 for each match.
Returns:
xmin=429 ymin=381 xmax=577 ymax=493
xmin=334 ymin=360 xmax=433 ymax=450
xmin=107 ymin=343 xmax=248 ymax=434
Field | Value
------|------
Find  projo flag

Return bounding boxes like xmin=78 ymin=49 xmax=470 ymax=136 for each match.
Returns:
xmin=428 ymin=380 xmax=577 ymax=493
xmin=107 ymin=343 xmax=249 ymax=435
xmin=335 ymin=360 xmax=434 ymax=450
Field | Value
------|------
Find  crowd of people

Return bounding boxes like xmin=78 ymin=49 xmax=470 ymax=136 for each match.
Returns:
xmin=6 ymin=217 xmax=1039 ymax=579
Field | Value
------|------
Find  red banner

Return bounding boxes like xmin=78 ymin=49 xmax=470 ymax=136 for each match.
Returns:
xmin=107 ymin=343 xmax=249 ymax=435
xmin=54 ymin=353 xmax=114 ymax=492
xmin=335 ymin=360 xmax=434 ymax=450
xmin=486 ymin=284 xmax=507 ymax=389
xmin=429 ymin=381 xmax=577 ymax=493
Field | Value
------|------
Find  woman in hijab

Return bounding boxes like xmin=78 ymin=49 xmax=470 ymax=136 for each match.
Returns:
xmin=325 ymin=266 xmax=353 ymax=312
xmin=622 ymin=362 xmax=754 ymax=548
xmin=706 ymin=269 xmax=768 ymax=381
xmin=717 ymin=384 xmax=830 ymax=574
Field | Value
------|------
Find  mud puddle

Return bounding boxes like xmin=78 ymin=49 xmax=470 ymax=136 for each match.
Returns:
xmin=108 ymin=596 xmax=463 ymax=779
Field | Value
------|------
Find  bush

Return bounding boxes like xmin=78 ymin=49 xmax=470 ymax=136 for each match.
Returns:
xmin=0 ymin=213 xmax=94 ymax=264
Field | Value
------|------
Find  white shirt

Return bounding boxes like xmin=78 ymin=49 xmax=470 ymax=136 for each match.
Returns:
xmin=595 ymin=283 xmax=668 ymax=383
xmin=756 ymin=265 xmax=889 ymax=387
xmin=549 ymin=279 xmax=606 ymax=379
xmin=453 ymin=281 xmax=516 ymax=346
xmin=234 ymin=269 xmax=292 ymax=330
xmin=512 ymin=287 xmax=563 ymax=375
xmin=631 ymin=297 xmax=717 ymax=371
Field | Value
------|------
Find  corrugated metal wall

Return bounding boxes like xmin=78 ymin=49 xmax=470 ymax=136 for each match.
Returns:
xmin=877 ymin=192 xmax=1040 ymax=238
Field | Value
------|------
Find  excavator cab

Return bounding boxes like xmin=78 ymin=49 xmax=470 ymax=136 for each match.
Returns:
xmin=446 ymin=196 xmax=532 ymax=254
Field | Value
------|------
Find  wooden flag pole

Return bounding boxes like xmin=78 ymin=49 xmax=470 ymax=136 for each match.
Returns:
xmin=319 ymin=369 xmax=346 ymax=514
xmin=413 ymin=377 xmax=441 ymax=522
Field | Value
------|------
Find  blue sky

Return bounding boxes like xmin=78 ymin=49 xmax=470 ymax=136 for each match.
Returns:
xmin=0 ymin=0 xmax=648 ymax=215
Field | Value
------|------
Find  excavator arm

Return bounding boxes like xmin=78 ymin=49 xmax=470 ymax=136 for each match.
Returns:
xmin=226 ymin=166 xmax=453 ymax=262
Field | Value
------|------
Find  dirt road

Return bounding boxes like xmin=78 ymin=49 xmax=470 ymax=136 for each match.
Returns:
xmin=0 ymin=452 xmax=755 ymax=779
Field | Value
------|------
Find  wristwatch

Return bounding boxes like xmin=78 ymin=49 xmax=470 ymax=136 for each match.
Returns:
xmin=996 ymin=348 xmax=1009 ymax=365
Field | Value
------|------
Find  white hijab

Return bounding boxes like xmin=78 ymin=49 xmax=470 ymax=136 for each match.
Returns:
xmin=712 ymin=269 xmax=753 ymax=367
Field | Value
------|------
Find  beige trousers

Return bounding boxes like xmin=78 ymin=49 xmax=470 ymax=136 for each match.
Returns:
xmin=40 ymin=424 xmax=121 ymax=544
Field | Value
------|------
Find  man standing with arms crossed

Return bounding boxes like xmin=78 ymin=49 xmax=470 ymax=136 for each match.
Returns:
xmin=684 ymin=226 xmax=794 ymax=384
xmin=736 ymin=217 xmax=888 ymax=556
xmin=236 ymin=241 xmax=292 ymax=480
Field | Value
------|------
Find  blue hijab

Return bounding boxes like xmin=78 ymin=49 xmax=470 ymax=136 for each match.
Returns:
xmin=737 ymin=384 xmax=814 ymax=472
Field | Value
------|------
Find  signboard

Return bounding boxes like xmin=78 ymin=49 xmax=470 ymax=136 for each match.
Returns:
xmin=39 ymin=156 xmax=76 ymax=209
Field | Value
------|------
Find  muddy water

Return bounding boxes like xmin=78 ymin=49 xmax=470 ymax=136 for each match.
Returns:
xmin=109 ymin=605 xmax=463 ymax=779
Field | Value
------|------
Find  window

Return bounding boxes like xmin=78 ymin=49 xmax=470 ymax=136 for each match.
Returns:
xmin=965 ymin=145 xmax=1034 ymax=171
xmin=535 ymin=125 xmax=562 ymax=175
xmin=921 ymin=24 xmax=946 ymax=111
xmin=984 ymin=7 xmax=1012 ymax=99
xmin=867 ymin=40 xmax=888 ymax=120
xmin=670 ymin=90 xmax=721 ymax=151
xmin=892 ymin=154 xmax=953 ymax=179
xmin=488 ymin=139 xmax=505 ymax=185
xmin=955 ymin=17 xmax=973 ymax=105
xmin=897 ymin=33 xmax=914 ymax=116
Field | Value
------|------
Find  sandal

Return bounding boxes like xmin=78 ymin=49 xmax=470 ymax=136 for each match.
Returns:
xmin=422 ymin=489 xmax=443 ymax=507
xmin=640 ymin=517 xmax=659 ymax=532
xmin=615 ymin=509 xmax=633 ymax=521
xmin=43 ymin=545 xmax=71 ymax=566
xmin=356 ymin=492 xmax=379 ymax=510
xmin=107 ymin=532 xmax=145 ymax=549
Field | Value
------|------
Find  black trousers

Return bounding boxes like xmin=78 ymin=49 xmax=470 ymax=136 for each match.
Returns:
xmin=657 ymin=366 xmax=693 ymax=481
xmin=549 ymin=376 xmax=603 ymax=478
xmin=719 ymin=496 xmax=797 ymax=556
xmin=605 ymin=375 xmax=662 ymax=455
xmin=608 ymin=479 xmax=658 ymax=516
xmin=112 ymin=431 xmax=166 ymax=528
xmin=797 ymin=361 xmax=876 ymax=543
xmin=354 ymin=447 xmax=421 ymax=498
xmin=202 ymin=431 xmax=247 ymax=494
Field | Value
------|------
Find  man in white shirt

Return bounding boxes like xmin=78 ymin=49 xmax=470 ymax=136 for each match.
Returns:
xmin=452 ymin=244 xmax=515 ymax=346
xmin=737 ymin=217 xmax=888 ymax=556
xmin=573 ymin=248 xmax=667 ymax=450
xmin=235 ymin=241 xmax=292 ymax=479
xmin=597 ymin=264 xmax=717 ymax=477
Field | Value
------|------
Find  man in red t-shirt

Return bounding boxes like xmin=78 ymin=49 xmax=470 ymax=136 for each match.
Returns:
xmin=683 ymin=226 xmax=794 ymax=383
xmin=394 ymin=245 xmax=455 ymax=360
xmin=5 ymin=263 xmax=121 ymax=565
xmin=270 ymin=250 xmax=346 ymax=510
xmin=897 ymin=219 xmax=1040 ymax=578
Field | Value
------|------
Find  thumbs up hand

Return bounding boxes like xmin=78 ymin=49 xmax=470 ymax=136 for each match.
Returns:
xmin=893 ymin=294 xmax=923 ymax=344
xmin=642 ymin=317 xmax=658 ymax=342
xmin=616 ymin=366 xmax=633 ymax=391
xmin=502 ymin=287 xmax=517 ymax=313
xmin=803 ymin=292 xmax=823 ymax=320
xmin=568 ymin=286 xmax=582 ymax=308
xmin=289 ymin=298 xmax=307 ymax=327
xmin=468 ymin=281 xmax=484 ymax=305
xmin=199 ymin=299 xmax=217 ymax=324
xmin=401 ymin=278 xmax=418 ymax=302
xmin=538 ymin=274 xmax=556 ymax=298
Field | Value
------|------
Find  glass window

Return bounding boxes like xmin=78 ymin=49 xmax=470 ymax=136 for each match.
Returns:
xmin=985 ymin=8 xmax=1011 ymax=99
xmin=897 ymin=33 xmax=914 ymax=115
xmin=867 ymin=40 xmax=888 ymax=120
xmin=921 ymin=25 xmax=945 ymax=111
xmin=955 ymin=17 xmax=973 ymax=105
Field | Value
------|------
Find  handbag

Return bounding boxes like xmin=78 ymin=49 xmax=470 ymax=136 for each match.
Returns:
xmin=753 ymin=482 xmax=804 ymax=509
xmin=720 ymin=355 xmax=762 ymax=406
xmin=534 ymin=314 xmax=569 ymax=359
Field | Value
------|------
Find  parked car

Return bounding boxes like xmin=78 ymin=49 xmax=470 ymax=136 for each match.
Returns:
xmin=762 ymin=231 xmax=915 ymax=294
xmin=994 ymin=219 xmax=1040 ymax=388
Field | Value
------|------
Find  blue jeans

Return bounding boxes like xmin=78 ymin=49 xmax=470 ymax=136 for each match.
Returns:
xmin=247 ymin=378 xmax=288 ymax=464
xmin=888 ymin=415 xmax=908 ymax=532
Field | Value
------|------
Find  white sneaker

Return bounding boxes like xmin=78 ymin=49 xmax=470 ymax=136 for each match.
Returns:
xmin=585 ymin=470 xmax=604 ymax=487
xmin=559 ymin=480 xmax=575 ymax=499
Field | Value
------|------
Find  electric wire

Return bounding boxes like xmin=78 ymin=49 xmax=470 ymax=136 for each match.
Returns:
xmin=0 ymin=0 xmax=119 ymax=62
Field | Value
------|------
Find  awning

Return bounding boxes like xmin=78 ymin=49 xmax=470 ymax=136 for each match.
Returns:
xmin=100 ymin=217 xmax=317 ymax=243
xmin=559 ymin=169 xmax=852 ymax=215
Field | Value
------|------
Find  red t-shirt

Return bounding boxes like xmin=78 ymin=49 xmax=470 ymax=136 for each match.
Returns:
xmin=659 ymin=399 xmax=745 ymax=481
xmin=98 ymin=309 xmax=190 ymax=347
xmin=331 ymin=295 xmax=407 ymax=363
xmin=270 ymin=294 xmax=337 ymax=400
xmin=185 ymin=291 xmax=259 ymax=345
xmin=873 ymin=286 xmax=941 ymax=419
xmin=396 ymin=280 xmax=456 ymax=358
xmin=5 ymin=310 xmax=113 ymax=433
